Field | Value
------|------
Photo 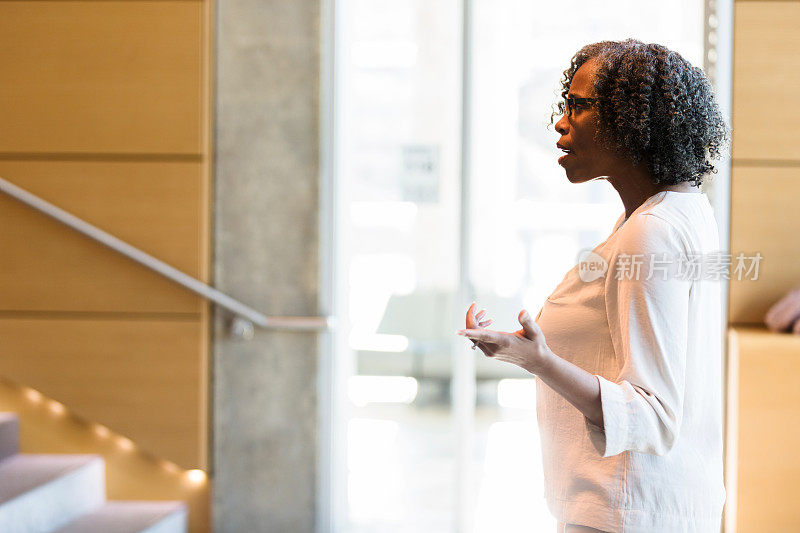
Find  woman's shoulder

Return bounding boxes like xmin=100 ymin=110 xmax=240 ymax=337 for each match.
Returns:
xmin=612 ymin=210 xmax=688 ymax=258
xmin=642 ymin=191 xmax=718 ymax=252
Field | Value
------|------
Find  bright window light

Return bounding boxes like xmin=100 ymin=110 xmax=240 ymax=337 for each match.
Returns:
xmin=513 ymin=200 xmax=621 ymax=231
xmin=348 ymin=375 xmax=418 ymax=406
xmin=349 ymin=201 xmax=418 ymax=229
xmin=474 ymin=421 xmax=552 ymax=532
xmin=348 ymin=254 xmax=416 ymax=295
xmin=347 ymin=418 xmax=402 ymax=523
xmin=497 ymin=378 xmax=537 ymax=409
xmin=348 ymin=331 xmax=409 ymax=352
xmin=351 ymin=41 xmax=418 ymax=69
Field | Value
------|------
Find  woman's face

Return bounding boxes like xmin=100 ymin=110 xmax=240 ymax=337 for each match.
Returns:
xmin=555 ymin=58 xmax=618 ymax=183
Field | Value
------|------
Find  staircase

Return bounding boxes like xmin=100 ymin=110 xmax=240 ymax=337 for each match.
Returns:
xmin=0 ymin=413 xmax=187 ymax=532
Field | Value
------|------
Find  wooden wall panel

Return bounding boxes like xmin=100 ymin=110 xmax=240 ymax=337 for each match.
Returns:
xmin=0 ymin=0 xmax=212 ymax=501
xmin=726 ymin=327 xmax=800 ymax=532
xmin=732 ymin=2 xmax=800 ymax=161
xmin=0 ymin=162 xmax=207 ymax=313
xmin=0 ymin=317 xmax=208 ymax=470
xmin=728 ymin=166 xmax=800 ymax=323
xmin=0 ymin=1 xmax=204 ymax=154
xmin=0 ymin=379 xmax=210 ymax=532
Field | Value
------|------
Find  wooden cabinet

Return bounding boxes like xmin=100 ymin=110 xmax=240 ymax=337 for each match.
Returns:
xmin=725 ymin=327 xmax=800 ymax=531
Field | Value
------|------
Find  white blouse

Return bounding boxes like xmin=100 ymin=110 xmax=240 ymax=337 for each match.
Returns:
xmin=534 ymin=190 xmax=726 ymax=532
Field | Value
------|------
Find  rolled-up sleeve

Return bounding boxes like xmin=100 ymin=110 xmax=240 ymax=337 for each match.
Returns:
xmin=585 ymin=214 xmax=691 ymax=458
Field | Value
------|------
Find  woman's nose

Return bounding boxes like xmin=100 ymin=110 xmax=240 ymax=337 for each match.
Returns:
xmin=555 ymin=113 xmax=569 ymax=135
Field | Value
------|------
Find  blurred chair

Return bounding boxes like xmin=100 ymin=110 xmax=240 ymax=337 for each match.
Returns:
xmin=356 ymin=290 xmax=531 ymax=382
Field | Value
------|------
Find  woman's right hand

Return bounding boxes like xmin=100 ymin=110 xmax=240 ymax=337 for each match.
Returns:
xmin=465 ymin=302 xmax=501 ymax=358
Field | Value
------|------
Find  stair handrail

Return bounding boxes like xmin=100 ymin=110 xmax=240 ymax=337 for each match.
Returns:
xmin=0 ymin=176 xmax=334 ymax=337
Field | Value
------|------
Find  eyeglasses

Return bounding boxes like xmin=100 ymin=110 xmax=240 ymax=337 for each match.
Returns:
xmin=563 ymin=96 xmax=600 ymax=117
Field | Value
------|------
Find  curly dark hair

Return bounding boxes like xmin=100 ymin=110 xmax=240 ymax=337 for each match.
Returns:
xmin=551 ymin=39 xmax=729 ymax=187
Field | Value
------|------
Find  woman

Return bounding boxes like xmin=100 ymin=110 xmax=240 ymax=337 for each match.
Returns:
xmin=456 ymin=39 xmax=728 ymax=532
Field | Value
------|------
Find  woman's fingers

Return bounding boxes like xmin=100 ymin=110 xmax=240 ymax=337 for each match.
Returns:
xmin=464 ymin=305 xmax=493 ymax=356
xmin=458 ymin=328 xmax=504 ymax=345
xmin=467 ymin=303 xmax=486 ymax=319
xmin=465 ymin=304 xmax=490 ymax=330
xmin=466 ymin=303 xmax=478 ymax=328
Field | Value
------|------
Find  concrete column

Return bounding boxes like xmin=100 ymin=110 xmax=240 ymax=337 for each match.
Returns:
xmin=213 ymin=1 xmax=320 ymax=531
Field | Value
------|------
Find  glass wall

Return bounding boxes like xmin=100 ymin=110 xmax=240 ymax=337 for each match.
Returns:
xmin=335 ymin=1 xmax=705 ymax=531
xmin=337 ymin=1 xmax=461 ymax=531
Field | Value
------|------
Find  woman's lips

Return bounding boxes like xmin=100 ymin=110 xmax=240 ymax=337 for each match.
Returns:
xmin=557 ymin=143 xmax=573 ymax=166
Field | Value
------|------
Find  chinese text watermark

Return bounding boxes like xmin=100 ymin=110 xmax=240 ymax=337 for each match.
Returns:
xmin=577 ymin=250 xmax=762 ymax=282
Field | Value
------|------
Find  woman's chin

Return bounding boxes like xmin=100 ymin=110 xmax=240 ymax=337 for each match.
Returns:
xmin=565 ymin=172 xmax=594 ymax=184
xmin=562 ymin=164 xmax=606 ymax=183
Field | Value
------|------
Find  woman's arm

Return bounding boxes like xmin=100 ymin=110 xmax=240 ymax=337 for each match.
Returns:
xmin=457 ymin=310 xmax=604 ymax=428
xmin=590 ymin=214 xmax=691 ymax=457
xmin=536 ymin=351 xmax=604 ymax=430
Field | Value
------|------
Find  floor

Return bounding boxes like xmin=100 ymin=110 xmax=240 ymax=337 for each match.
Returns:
xmin=346 ymin=379 xmax=556 ymax=532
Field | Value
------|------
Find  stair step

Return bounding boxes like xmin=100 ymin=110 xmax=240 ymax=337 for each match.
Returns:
xmin=53 ymin=501 xmax=187 ymax=533
xmin=0 ymin=454 xmax=104 ymax=532
xmin=0 ymin=413 xmax=19 ymax=462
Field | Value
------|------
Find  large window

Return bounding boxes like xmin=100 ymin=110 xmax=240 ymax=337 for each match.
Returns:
xmin=334 ymin=1 xmax=706 ymax=531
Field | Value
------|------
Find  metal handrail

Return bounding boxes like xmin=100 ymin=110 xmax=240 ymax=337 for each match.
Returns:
xmin=0 ymin=176 xmax=335 ymax=336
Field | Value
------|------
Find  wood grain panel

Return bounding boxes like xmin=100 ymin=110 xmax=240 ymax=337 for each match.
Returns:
xmin=726 ymin=327 xmax=800 ymax=531
xmin=728 ymin=166 xmax=800 ymax=324
xmin=0 ymin=162 xmax=208 ymax=313
xmin=0 ymin=317 xmax=208 ymax=470
xmin=732 ymin=2 xmax=800 ymax=161
xmin=0 ymin=1 xmax=204 ymax=154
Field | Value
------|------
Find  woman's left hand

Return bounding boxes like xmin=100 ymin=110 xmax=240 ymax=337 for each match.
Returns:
xmin=456 ymin=309 xmax=554 ymax=376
